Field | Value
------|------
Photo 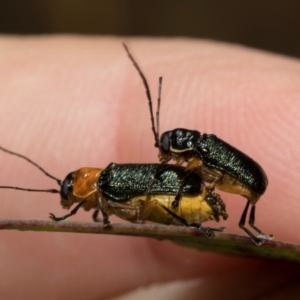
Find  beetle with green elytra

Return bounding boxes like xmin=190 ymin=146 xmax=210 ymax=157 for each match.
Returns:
xmin=0 ymin=145 xmax=227 ymax=238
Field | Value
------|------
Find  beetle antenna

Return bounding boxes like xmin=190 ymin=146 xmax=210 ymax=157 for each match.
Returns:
xmin=122 ymin=42 xmax=160 ymax=148
xmin=0 ymin=186 xmax=60 ymax=193
xmin=157 ymin=77 xmax=163 ymax=144
xmin=0 ymin=145 xmax=61 ymax=185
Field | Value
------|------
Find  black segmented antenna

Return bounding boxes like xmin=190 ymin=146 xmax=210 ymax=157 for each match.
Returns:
xmin=0 ymin=145 xmax=61 ymax=193
xmin=0 ymin=186 xmax=59 ymax=193
xmin=122 ymin=42 xmax=161 ymax=148
xmin=156 ymin=77 xmax=163 ymax=146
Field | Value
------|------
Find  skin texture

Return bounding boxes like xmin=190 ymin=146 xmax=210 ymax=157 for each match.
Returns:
xmin=0 ymin=36 xmax=300 ymax=299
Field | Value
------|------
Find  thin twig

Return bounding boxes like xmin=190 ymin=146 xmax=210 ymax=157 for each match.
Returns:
xmin=0 ymin=218 xmax=299 ymax=263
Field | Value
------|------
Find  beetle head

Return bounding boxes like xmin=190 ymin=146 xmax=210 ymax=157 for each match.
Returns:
xmin=158 ymin=129 xmax=201 ymax=163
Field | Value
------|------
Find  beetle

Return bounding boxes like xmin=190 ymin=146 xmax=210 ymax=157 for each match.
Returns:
xmin=123 ymin=43 xmax=271 ymax=245
xmin=0 ymin=145 xmax=227 ymax=237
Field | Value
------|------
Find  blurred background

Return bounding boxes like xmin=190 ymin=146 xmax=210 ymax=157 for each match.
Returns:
xmin=0 ymin=0 xmax=300 ymax=58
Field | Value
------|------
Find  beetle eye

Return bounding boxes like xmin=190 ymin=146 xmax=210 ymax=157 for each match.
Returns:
xmin=60 ymin=172 xmax=74 ymax=200
xmin=160 ymin=133 xmax=170 ymax=153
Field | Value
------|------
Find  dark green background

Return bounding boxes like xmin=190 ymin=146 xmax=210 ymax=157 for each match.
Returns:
xmin=0 ymin=1 xmax=299 ymax=58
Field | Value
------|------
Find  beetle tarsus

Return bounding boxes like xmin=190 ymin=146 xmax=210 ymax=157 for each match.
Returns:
xmin=49 ymin=213 xmax=64 ymax=222
xmin=190 ymin=223 xmax=215 ymax=238
xmin=102 ymin=218 xmax=112 ymax=227
xmin=49 ymin=200 xmax=86 ymax=222
xmin=203 ymin=228 xmax=214 ymax=238
xmin=249 ymin=205 xmax=273 ymax=240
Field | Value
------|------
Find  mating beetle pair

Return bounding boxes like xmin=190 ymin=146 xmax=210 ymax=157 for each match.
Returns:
xmin=0 ymin=43 xmax=271 ymax=245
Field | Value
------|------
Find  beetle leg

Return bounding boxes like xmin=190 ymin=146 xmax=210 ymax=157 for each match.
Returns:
xmin=143 ymin=200 xmax=190 ymax=226
xmin=249 ymin=205 xmax=273 ymax=239
xmin=172 ymin=169 xmax=196 ymax=208
xmin=248 ymin=205 xmax=263 ymax=234
xmin=190 ymin=223 xmax=215 ymax=238
xmin=98 ymin=197 xmax=111 ymax=227
xmin=92 ymin=210 xmax=100 ymax=222
xmin=158 ymin=204 xmax=218 ymax=238
xmin=239 ymin=200 xmax=262 ymax=245
xmin=141 ymin=199 xmax=188 ymax=226
xmin=49 ymin=200 xmax=86 ymax=221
